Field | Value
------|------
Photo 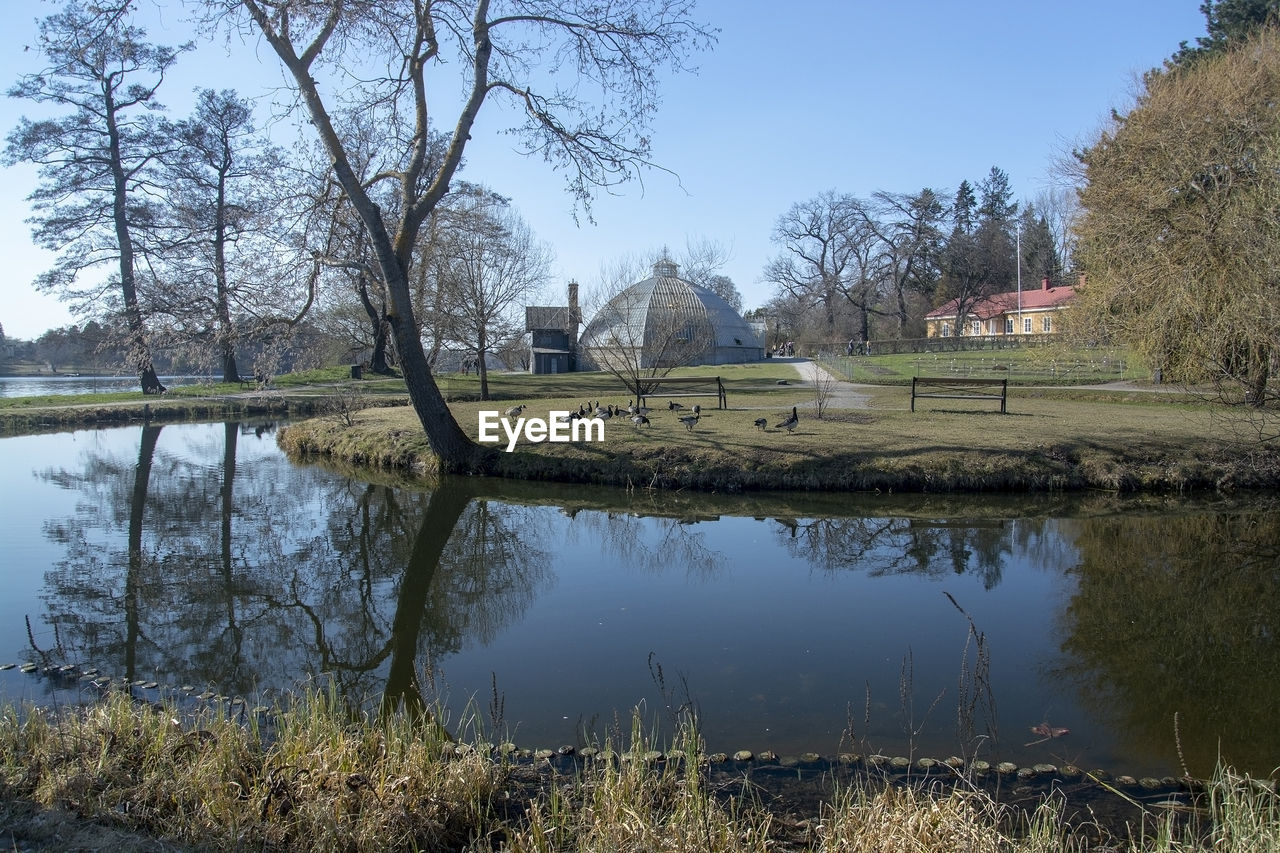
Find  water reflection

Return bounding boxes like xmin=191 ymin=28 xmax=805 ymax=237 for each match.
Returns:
xmin=6 ymin=422 xmax=1278 ymax=778
xmin=1057 ymin=510 xmax=1280 ymax=776
xmin=36 ymin=425 xmax=550 ymax=717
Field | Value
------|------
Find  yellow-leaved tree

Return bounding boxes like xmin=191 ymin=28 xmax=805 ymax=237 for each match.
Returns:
xmin=1073 ymin=27 xmax=1280 ymax=410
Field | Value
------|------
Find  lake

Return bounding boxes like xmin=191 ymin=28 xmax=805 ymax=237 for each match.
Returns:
xmin=0 ymin=420 xmax=1276 ymax=780
xmin=0 ymin=375 xmax=210 ymax=397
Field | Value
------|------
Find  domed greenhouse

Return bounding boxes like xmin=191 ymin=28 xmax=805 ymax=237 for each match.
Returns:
xmin=579 ymin=260 xmax=763 ymax=370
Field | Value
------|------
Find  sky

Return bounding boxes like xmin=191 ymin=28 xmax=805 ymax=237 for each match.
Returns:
xmin=0 ymin=1 xmax=1209 ymax=341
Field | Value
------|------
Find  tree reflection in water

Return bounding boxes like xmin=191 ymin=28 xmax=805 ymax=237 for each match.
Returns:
xmin=37 ymin=422 xmax=551 ymax=718
xmin=1056 ymin=505 xmax=1280 ymax=778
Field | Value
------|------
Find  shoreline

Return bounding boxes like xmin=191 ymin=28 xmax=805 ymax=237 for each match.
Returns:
xmin=277 ymin=403 xmax=1280 ymax=494
xmin=3 ymin=372 xmax=1279 ymax=494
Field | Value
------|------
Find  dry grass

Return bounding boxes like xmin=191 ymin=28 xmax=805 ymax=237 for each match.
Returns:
xmin=0 ymin=690 xmax=502 ymax=852
xmin=3 ymin=693 xmax=1277 ymax=852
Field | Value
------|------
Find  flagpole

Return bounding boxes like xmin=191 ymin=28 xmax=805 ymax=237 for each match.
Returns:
xmin=1016 ymin=227 xmax=1022 ymax=336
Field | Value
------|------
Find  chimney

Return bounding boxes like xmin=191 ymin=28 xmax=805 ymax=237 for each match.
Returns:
xmin=1041 ymin=277 xmax=1050 ymax=291
xmin=567 ymin=280 xmax=580 ymax=348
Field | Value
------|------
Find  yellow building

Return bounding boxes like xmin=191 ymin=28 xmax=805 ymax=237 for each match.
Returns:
xmin=925 ymin=278 xmax=1076 ymax=338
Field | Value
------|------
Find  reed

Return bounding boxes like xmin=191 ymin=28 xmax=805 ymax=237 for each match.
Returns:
xmin=2 ymin=691 xmax=1278 ymax=852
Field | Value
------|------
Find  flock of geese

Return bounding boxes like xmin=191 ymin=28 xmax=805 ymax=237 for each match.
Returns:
xmin=514 ymin=401 xmax=801 ymax=434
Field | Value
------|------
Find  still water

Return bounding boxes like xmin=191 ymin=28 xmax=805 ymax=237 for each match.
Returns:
xmin=0 ymin=375 xmax=209 ymax=397
xmin=0 ymin=421 xmax=1277 ymax=779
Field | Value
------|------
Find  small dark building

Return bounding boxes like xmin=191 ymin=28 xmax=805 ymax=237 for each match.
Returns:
xmin=525 ymin=281 xmax=581 ymax=374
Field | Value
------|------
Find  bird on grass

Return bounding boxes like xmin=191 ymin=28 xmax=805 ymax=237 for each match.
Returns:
xmin=692 ymin=404 xmax=701 ymax=415
xmin=505 ymin=404 xmax=526 ymax=418
xmin=677 ymin=413 xmax=700 ymax=431
xmin=631 ymin=414 xmax=651 ymax=427
xmin=668 ymin=400 xmax=684 ymax=411
xmin=775 ymin=406 xmax=799 ymax=433
xmin=753 ymin=417 xmax=767 ymax=431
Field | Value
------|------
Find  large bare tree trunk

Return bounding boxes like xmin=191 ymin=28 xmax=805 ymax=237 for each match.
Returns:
xmin=106 ymin=88 xmax=165 ymax=395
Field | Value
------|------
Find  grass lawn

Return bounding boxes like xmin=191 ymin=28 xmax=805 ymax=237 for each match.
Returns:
xmin=824 ymin=344 xmax=1145 ymax=386
xmin=6 ymin=353 xmax=1274 ymax=492
xmin=282 ymin=358 xmax=1270 ymax=493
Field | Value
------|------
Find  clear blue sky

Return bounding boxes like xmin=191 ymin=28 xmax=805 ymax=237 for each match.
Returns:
xmin=1 ymin=1 xmax=1208 ymax=341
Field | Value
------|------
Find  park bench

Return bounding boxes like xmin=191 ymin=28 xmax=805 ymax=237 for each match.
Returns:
xmin=910 ymin=376 xmax=1007 ymax=413
xmin=638 ymin=376 xmax=728 ymax=409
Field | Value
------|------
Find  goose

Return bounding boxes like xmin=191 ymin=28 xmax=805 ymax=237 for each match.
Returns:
xmin=775 ymin=406 xmax=799 ymax=433
xmin=505 ymin=404 xmax=526 ymax=418
xmin=594 ymin=405 xmax=613 ymax=421
xmin=692 ymin=404 xmax=701 ymax=416
xmin=754 ymin=417 xmax=768 ymax=431
xmin=668 ymin=400 xmax=684 ymax=411
xmin=631 ymin=414 xmax=651 ymax=427
xmin=677 ymin=413 xmax=700 ymax=431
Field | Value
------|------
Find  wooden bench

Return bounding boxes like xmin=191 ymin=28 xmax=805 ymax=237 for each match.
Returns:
xmin=910 ymin=376 xmax=1007 ymax=413
xmin=638 ymin=376 xmax=728 ymax=409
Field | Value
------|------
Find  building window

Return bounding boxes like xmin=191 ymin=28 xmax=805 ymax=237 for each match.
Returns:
xmin=1023 ymin=317 xmax=1032 ymax=333
xmin=971 ymin=320 xmax=982 ymax=336
xmin=1005 ymin=318 xmax=1014 ymax=335
xmin=941 ymin=322 xmax=951 ymax=337
xmin=1042 ymin=315 xmax=1052 ymax=333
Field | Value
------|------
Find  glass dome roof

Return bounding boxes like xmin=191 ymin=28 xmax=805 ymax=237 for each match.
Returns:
xmin=580 ymin=260 xmax=762 ymax=368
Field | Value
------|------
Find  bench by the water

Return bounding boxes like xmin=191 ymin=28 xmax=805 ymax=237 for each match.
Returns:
xmin=910 ymin=376 xmax=1007 ymax=413
xmin=638 ymin=376 xmax=727 ymax=409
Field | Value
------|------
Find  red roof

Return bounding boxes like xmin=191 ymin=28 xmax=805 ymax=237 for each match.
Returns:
xmin=926 ymin=285 xmax=1076 ymax=320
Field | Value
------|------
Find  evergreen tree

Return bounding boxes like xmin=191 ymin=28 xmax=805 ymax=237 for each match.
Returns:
xmin=1017 ymin=206 xmax=1061 ymax=284
xmin=952 ymin=180 xmax=977 ymax=234
xmin=1172 ymin=0 xmax=1280 ymax=66
xmin=977 ymin=166 xmax=1017 ymax=225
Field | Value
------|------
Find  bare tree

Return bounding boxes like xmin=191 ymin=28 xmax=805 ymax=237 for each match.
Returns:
xmin=433 ymin=186 xmax=552 ymax=400
xmin=198 ymin=0 xmax=713 ymax=473
xmin=157 ymin=88 xmax=310 ymax=382
xmin=1031 ymin=186 xmax=1079 ymax=278
xmin=679 ymin=236 xmax=743 ymax=311
xmin=6 ymin=3 xmax=190 ymax=393
xmin=866 ymin=189 xmax=947 ymax=337
xmin=812 ymin=368 xmax=836 ymax=419
xmin=764 ymin=190 xmax=883 ymax=343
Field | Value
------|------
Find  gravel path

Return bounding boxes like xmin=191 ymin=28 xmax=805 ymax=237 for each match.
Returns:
xmin=775 ymin=358 xmax=871 ymax=410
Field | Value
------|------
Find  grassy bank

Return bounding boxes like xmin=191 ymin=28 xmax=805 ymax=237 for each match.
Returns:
xmin=1 ymin=690 xmax=1275 ymax=852
xmin=280 ymin=377 xmax=1280 ymax=493
xmin=5 ymin=360 xmax=1278 ymax=492
xmin=0 ymin=368 xmax=411 ymax=435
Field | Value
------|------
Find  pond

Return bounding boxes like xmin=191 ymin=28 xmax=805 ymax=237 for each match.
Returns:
xmin=0 ymin=420 xmax=1276 ymax=780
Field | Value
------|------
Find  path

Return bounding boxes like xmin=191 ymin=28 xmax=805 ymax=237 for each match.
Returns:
xmin=775 ymin=357 xmax=872 ymax=410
